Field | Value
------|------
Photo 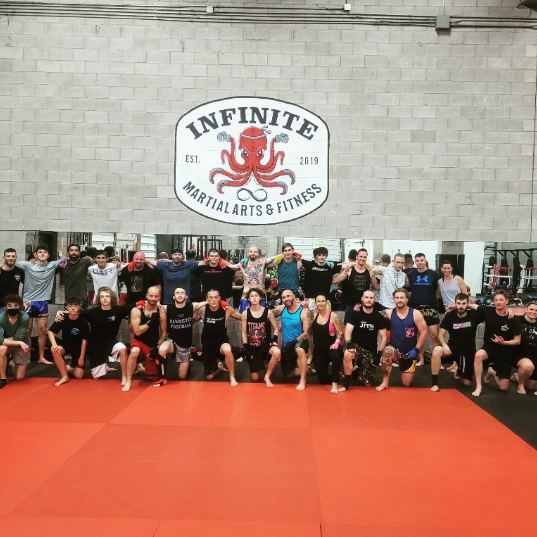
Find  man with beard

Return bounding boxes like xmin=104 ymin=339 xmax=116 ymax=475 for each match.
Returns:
xmin=155 ymin=249 xmax=202 ymax=305
xmin=341 ymin=290 xmax=388 ymax=390
xmin=0 ymin=249 xmax=24 ymax=308
xmin=0 ymin=294 xmax=30 ymax=387
xmin=119 ymin=251 xmax=161 ymax=304
xmin=272 ymin=289 xmax=312 ymax=391
xmin=334 ymin=248 xmax=379 ymax=322
xmin=430 ymin=293 xmax=481 ymax=392
xmin=60 ymin=244 xmax=93 ymax=309
xmin=472 ymin=289 xmax=521 ymax=397
xmin=222 ymin=246 xmax=275 ymax=313
xmin=198 ymin=289 xmax=242 ymax=387
xmin=241 ymin=287 xmax=280 ymax=387
xmin=376 ymin=288 xmax=427 ymax=391
xmin=158 ymin=287 xmax=207 ymax=380
xmin=129 ymin=286 xmax=167 ymax=388
xmin=407 ymin=253 xmax=441 ymax=366
xmin=55 ymin=287 xmax=134 ymax=390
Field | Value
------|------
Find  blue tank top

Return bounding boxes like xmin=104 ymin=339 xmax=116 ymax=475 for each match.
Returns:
xmin=389 ymin=308 xmax=417 ymax=353
xmin=281 ymin=305 xmax=303 ymax=346
xmin=278 ymin=259 xmax=299 ymax=293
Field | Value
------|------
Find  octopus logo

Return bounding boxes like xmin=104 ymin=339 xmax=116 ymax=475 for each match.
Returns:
xmin=175 ymin=97 xmax=329 ymax=225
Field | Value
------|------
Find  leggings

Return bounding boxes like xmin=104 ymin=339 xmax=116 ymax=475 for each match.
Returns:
xmin=313 ymin=347 xmax=342 ymax=384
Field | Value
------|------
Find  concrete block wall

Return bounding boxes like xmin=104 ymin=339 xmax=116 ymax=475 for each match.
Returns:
xmin=0 ymin=0 xmax=536 ymax=246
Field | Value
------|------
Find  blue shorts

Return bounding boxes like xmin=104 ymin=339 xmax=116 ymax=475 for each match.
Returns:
xmin=24 ymin=301 xmax=49 ymax=318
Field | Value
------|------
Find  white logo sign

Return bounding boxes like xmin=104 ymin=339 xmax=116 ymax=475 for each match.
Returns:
xmin=175 ymin=97 xmax=329 ymax=225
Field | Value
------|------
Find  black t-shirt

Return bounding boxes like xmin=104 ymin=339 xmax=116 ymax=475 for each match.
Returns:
xmin=517 ymin=315 xmax=537 ymax=360
xmin=201 ymin=305 xmax=227 ymax=350
xmin=478 ymin=305 xmax=522 ymax=359
xmin=119 ymin=265 xmax=161 ymax=303
xmin=346 ymin=309 xmax=387 ymax=354
xmin=0 ymin=266 xmax=25 ymax=304
xmin=198 ymin=265 xmax=235 ymax=299
xmin=302 ymin=260 xmax=339 ymax=299
xmin=81 ymin=304 xmax=133 ymax=347
xmin=407 ymin=269 xmax=440 ymax=307
xmin=440 ymin=309 xmax=481 ymax=353
xmin=48 ymin=315 xmax=90 ymax=355
xmin=63 ymin=258 xmax=92 ymax=302
xmin=167 ymin=303 xmax=194 ymax=349
xmin=346 ymin=267 xmax=372 ymax=305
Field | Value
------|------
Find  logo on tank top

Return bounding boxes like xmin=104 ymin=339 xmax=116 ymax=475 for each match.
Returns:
xmin=175 ymin=97 xmax=329 ymax=225
xmin=405 ymin=327 xmax=415 ymax=338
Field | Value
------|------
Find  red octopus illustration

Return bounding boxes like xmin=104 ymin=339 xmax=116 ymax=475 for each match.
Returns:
xmin=210 ymin=127 xmax=296 ymax=195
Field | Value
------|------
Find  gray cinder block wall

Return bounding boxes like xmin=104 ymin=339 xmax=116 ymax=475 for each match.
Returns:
xmin=0 ymin=0 xmax=536 ymax=248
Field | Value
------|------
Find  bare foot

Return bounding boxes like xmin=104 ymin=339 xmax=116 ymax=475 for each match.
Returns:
xmin=230 ymin=377 xmax=238 ymax=387
xmin=517 ymin=385 xmax=526 ymax=395
xmin=416 ymin=361 xmax=425 ymax=367
xmin=447 ymin=363 xmax=457 ymax=372
xmin=54 ymin=376 xmax=70 ymax=387
xmin=510 ymin=373 xmax=519 ymax=383
xmin=337 ymin=386 xmax=347 ymax=392
xmin=330 ymin=384 xmax=338 ymax=394
xmin=306 ymin=366 xmax=316 ymax=375
xmin=218 ymin=362 xmax=228 ymax=373
xmin=38 ymin=358 xmax=53 ymax=365
xmin=296 ymin=382 xmax=306 ymax=391
xmin=105 ymin=364 xmax=115 ymax=373
xmin=430 ymin=385 xmax=439 ymax=392
xmin=235 ymin=356 xmax=244 ymax=363
xmin=136 ymin=363 xmax=145 ymax=375
xmin=264 ymin=375 xmax=274 ymax=388
xmin=121 ymin=382 xmax=131 ymax=392
xmin=66 ymin=365 xmax=74 ymax=376
xmin=376 ymin=382 xmax=388 ymax=392
xmin=484 ymin=367 xmax=495 ymax=384
xmin=121 ymin=377 xmax=127 ymax=386
xmin=472 ymin=386 xmax=482 ymax=397
xmin=153 ymin=379 xmax=167 ymax=388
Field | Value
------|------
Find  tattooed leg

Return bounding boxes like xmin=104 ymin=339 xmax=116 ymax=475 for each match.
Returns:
xmin=376 ymin=346 xmax=394 ymax=392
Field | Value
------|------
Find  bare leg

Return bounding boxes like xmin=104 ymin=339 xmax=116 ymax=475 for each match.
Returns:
xmin=376 ymin=346 xmax=394 ymax=391
xmin=15 ymin=364 xmax=28 ymax=380
xmin=222 ymin=343 xmax=238 ymax=386
xmin=264 ymin=347 xmax=280 ymax=388
xmin=120 ymin=348 xmax=133 ymax=391
xmin=295 ymin=348 xmax=307 ymax=390
xmin=178 ymin=362 xmax=190 ymax=380
xmin=52 ymin=347 xmax=69 ymax=386
xmin=0 ymin=345 xmax=8 ymax=380
xmin=516 ymin=358 xmax=534 ymax=394
xmin=36 ymin=318 xmax=52 ymax=364
xmin=472 ymin=349 xmax=488 ymax=397
xmin=430 ymin=345 xmax=442 ymax=392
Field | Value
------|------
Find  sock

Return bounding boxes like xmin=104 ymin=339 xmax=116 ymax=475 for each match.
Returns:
xmin=432 ymin=374 xmax=439 ymax=386
xmin=0 ymin=378 xmax=6 ymax=389
xmin=344 ymin=374 xmax=351 ymax=389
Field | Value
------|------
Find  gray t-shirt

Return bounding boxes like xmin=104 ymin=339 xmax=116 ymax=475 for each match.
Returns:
xmin=17 ymin=260 xmax=61 ymax=301
xmin=63 ymin=258 xmax=92 ymax=301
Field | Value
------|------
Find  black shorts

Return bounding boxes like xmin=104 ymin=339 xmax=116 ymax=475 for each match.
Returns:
xmin=481 ymin=346 xmax=512 ymax=380
xmin=452 ymin=350 xmax=475 ymax=381
xmin=248 ymin=343 xmax=271 ymax=374
xmin=200 ymin=338 xmax=228 ymax=376
xmin=281 ymin=340 xmax=309 ymax=377
xmin=66 ymin=348 xmax=84 ymax=368
xmin=411 ymin=305 xmax=440 ymax=326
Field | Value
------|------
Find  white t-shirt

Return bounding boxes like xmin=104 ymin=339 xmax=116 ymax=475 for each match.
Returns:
xmin=88 ymin=263 xmax=120 ymax=295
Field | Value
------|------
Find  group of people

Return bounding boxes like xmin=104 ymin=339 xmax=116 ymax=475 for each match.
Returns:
xmin=0 ymin=243 xmax=536 ymax=398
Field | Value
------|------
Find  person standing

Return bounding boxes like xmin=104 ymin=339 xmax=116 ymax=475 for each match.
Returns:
xmin=0 ymin=248 xmax=25 ymax=307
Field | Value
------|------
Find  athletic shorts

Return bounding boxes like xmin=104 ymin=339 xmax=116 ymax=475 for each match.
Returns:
xmin=247 ymin=343 xmax=271 ymax=373
xmin=5 ymin=346 xmax=31 ymax=366
xmin=384 ymin=345 xmax=417 ymax=374
xmin=346 ymin=342 xmax=378 ymax=366
xmin=23 ymin=300 xmax=49 ymax=318
xmin=306 ymin=298 xmax=331 ymax=311
xmin=63 ymin=347 xmax=84 ymax=368
xmin=200 ymin=337 xmax=229 ymax=376
xmin=481 ymin=345 xmax=512 ymax=380
xmin=170 ymin=342 xmax=190 ymax=363
xmin=130 ymin=339 xmax=155 ymax=361
xmin=452 ymin=350 xmax=475 ymax=381
xmin=90 ymin=341 xmax=126 ymax=378
xmin=411 ymin=305 xmax=440 ymax=326
xmin=281 ymin=339 xmax=309 ymax=377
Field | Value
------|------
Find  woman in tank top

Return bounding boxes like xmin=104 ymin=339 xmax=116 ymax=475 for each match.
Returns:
xmin=309 ymin=294 xmax=344 ymax=393
xmin=438 ymin=259 xmax=468 ymax=372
